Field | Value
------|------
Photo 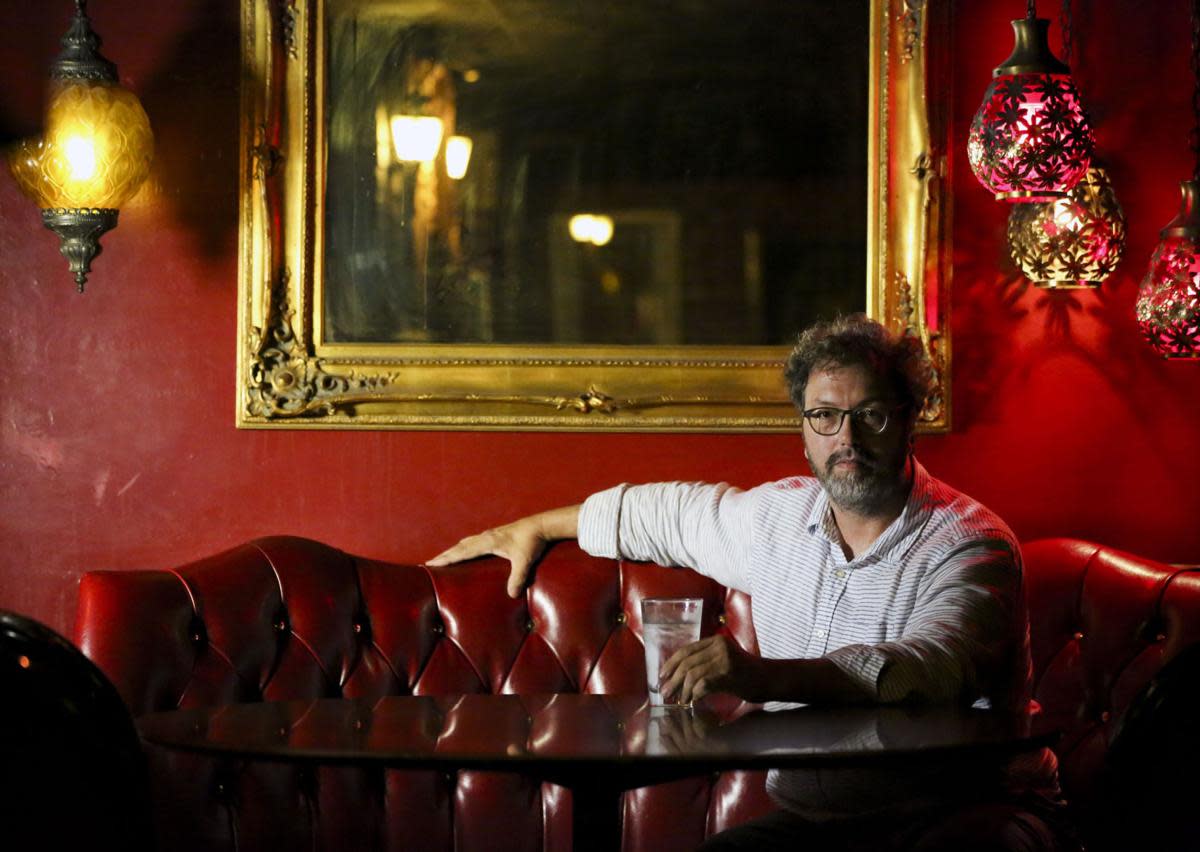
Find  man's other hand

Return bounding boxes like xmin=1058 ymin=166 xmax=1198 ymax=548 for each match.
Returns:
xmin=658 ymin=635 xmax=766 ymax=705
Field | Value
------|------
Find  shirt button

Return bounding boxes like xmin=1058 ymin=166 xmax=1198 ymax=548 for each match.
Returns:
xmin=815 ymin=629 xmax=827 ymax=638
xmin=834 ymin=570 xmax=846 ymax=579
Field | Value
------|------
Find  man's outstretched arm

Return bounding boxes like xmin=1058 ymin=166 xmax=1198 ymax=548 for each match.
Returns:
xmin=426 ymin=505 xmax=581 ymax=598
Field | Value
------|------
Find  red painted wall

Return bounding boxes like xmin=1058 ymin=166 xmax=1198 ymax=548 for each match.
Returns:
xmin=2 ymin=0 xmax=1198 ymax=637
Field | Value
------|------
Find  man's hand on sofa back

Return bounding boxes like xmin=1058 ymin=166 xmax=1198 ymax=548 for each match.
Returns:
xmin=427 ymin=505 xmax=581 ymax=598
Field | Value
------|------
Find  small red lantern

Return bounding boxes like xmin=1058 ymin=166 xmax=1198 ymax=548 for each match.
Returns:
xmin=1136 ymin=181 xmax=1200 ymax=359
xmin=968 ymin=14 xmax=1094 ymax=202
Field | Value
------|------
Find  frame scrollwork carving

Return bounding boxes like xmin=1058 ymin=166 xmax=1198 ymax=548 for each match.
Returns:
xmin=237 ymin=0 xmax=953 ymax=432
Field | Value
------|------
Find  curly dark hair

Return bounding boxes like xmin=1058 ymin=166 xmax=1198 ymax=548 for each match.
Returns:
xmin=784 ymin=314 xmax=933 ymax=424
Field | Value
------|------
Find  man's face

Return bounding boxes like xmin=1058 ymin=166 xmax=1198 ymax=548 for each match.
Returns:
xmin=801 ymin=362 xmax=911 ymax=515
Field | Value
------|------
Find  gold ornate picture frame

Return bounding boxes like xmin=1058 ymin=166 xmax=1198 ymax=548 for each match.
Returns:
xmin=236 ymin=0 xmax=951 ymax=431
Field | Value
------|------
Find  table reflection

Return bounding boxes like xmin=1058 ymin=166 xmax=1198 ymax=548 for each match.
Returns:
xmin=140 ymin=693 xmax=1048 ymax=769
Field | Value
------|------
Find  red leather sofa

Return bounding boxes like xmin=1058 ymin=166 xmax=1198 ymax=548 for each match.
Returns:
xmin=73 ymin=536 xmax=1200 ymax=852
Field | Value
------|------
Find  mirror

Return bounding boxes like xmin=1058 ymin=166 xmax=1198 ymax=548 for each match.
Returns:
xmin=238 ymin=0 xmax=951 ymax=431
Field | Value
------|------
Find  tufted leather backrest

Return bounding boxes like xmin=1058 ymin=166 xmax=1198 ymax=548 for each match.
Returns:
xmin=74 ymin=535 xmax=1200 ymax=851
xmin=75 ymin=536 xmax=766 ymax=852
xmin=1022 ymin=537 xmax=1200 ymax=817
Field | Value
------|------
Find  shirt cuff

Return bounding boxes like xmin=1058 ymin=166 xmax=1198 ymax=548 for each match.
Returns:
xmin=578 ymin=484 xmax=628 ymax=559
xmin=824 ymin=644 xmax=889 ymax=700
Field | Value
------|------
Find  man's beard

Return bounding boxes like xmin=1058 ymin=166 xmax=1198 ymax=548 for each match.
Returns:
xmin=807 ymin=446 xmax=910 ymax=517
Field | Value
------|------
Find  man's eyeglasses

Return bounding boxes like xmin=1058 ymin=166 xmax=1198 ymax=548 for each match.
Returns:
xmin=801 ymin=404 xmax=905 ymax=436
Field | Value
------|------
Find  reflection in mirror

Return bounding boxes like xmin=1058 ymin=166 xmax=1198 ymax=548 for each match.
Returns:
xmin=322 ymin=0 xmax=867 ymax=346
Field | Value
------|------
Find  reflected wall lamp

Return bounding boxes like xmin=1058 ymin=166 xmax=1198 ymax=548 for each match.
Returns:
xmin=568 ymin=214 xmax=614 ymax=247
xmin=444 ymin=135 xmax=472 ymax=180
xmin=1135 ymin=0 xmax=1200 ymax=359
xmin=390 ymin=114 xmax=444 ymax=164
xmin=6 ymin=0 xmax=153 ymax=292
xmin=968 ymin=0 xmax=1093 ymax=202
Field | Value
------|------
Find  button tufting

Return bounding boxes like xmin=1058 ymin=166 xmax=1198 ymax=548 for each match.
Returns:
xmin=275 ymin=619 xmax=289 ymax=633
xmin=616 ymin=612 xmax=627 ymax=625
xmin=1100 ymin=710 xmax=1111 ymax=723
xmin=189 ymin=618 xmax=207 ymax=646
xmin=432 ymin=624 xmax=444 ymax=635
xmin=717 ymin=614 xmax=727 ymax=626
xmin=525 ymin=619 xmax=535 ymax=632
xmin=353 ymin=622 xmax=363 ymax=634
xmin=1156 ymin=633 xmax=1167 ymax=642
xmin=1073 ymin=631 xmax=1084 ymax=641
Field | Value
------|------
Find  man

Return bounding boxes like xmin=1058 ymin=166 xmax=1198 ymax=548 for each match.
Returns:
xmin=429 ymin=314 xmax=1069 ymax=851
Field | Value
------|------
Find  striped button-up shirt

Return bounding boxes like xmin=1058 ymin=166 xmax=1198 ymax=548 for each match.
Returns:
xmin=579 ymin=459 xmax=1056 ymax=818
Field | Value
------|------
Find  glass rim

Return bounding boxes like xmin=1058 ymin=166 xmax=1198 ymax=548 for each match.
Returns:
xmin=641 ymin=596 xmax=703 ymax=607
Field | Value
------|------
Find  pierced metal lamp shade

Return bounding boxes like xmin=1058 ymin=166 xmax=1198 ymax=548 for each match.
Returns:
xmin=5 ymin=1 xmax=153 ymax=291
xmin=968 ymin=18 xmax=1094 ymax=202
xmin=1007 ymin=165 xmax=1125 ymax=289
xmin=1136 ymin=181 xmax=1200 ymax=359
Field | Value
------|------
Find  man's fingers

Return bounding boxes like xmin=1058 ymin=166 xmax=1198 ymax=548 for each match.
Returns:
xmin=659 ymin=636 xmax=714 ymax=682
xmin=659 ymin=640 xmax=720 ymax=702
xmin=505 ymin=561 xmax=531 ymax=598
xmin=427 ymin=536 xmax=482 ymax=567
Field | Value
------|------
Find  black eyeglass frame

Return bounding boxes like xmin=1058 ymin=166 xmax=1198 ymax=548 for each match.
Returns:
xmin=800 ymin=403 xmax=908 ymax=436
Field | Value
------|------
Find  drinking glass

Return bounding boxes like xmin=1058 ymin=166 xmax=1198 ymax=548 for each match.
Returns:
xmin=641 ymin=597 xmax=703 ymax=707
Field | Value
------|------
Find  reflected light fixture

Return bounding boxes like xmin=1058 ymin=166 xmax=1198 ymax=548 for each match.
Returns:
xmin=390 ymin=114 xmax=444 ymax=164
xmin=967 ymin=0 xmax=1093 ymax=202
xmin=6 ymin=0 xmax=153 ymax=292
xmin=1135 ymin=0 xmax=1200 ymax=359
xmin=445 ymin=135 xmax=472 ymax=180
xmin=568 ymin=213 xmax=614 ymax=247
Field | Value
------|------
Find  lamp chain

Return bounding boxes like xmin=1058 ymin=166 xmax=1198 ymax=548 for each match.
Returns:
xmin=1027 ymin=0 xmax=1037 ymax=21
xmin=1192 ymin=0 xmax=1200 ymax=180
xmin=1059 ymin=0 xmax=1073 ymax=67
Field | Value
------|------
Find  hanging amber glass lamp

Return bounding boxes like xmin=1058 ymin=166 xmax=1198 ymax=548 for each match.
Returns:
xmin=968 ymin=0 xmax=1094 ymax=202
xmin=6 ymin=0 xmax=154 ymax=292
xmin=1135 ymin=0 xmax=1200 ymax=359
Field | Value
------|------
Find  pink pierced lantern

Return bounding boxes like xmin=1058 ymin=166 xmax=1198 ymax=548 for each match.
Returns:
xmin=1136 ymin=181 xmax=1200 ymax=359
xmin=968 ymin=17 xmax=1094 ymax=202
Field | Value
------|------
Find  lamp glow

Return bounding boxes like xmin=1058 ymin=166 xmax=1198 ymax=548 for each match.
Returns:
xmin=445 ymin=135 xmax=472 ymax=179
xmin=568 ymin=214 xmax=614 ymax=246
xmin=589 ymin=215 xmax=613 ymax=246
xmin=568 ymin=214 xmax=595 ymax=243
xmin=390 ymin=115 xmax=444 ymax=163
xmin=63 ymin=135 xmax=97 ymax=181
